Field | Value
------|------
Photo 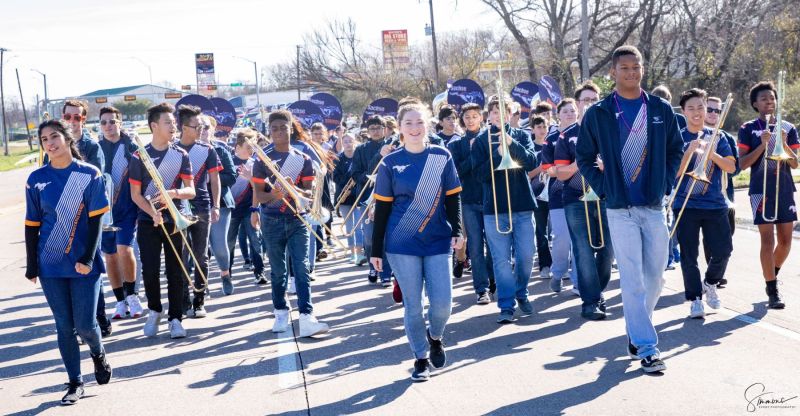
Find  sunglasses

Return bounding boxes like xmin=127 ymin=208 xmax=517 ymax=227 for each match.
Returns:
xmin=100 ymin=119 xmax=119 ymax=126
xmin=706 ymin=108 xmax=722 ymax=114
xmin=62 ymin=114 xmax=85 ymax=122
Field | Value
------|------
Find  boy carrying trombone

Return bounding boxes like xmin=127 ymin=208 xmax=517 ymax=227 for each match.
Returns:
xmin=738 ymin=79 xmax=799 ymax=309
xmin=672 ymin=89 xmax=736 ymax=319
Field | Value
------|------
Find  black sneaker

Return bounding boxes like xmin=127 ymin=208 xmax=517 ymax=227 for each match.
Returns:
xmin=91 ymin=352 xmax=112 ymax=385
xmin=452 ymin=259 xmax=465 ymax=279
xmin=581 ymin=304 xmax=607 ymax=320
xmin=427 ymin=330 xmax=446 ymax=368
xmin=61 ymin=381 xmax=84 ymax=405
xmin=97 ymin=315 xmax=112 ymax=337
xmin=367 ymin=270 xmax=379 ymax=283
xmin=489 ymin=277 xmax=497 ymax=295
xmin=640 ymin=355 xmax=666 ymax=373
xmin=255 ymin=272 xmax=268 ymax=285
xmin=464 ymin=257 xmax=472 ymax=272
xmin=766 ymin=282 xmax=785 ymax=309
xmin=717 ymin=278 xmax=727 ymax=289
xmin=627 ymin=339 xmax=639 ymax=359
xmin=411 ymin=358 xmax=430 ymax=381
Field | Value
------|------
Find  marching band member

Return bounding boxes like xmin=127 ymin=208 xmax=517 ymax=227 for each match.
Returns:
xmin=333 ymin=132 xmax=364 ymax=263
xmin=555 ymin=97 xmax=614 ymax=320
xmin=201 ymin=115 xmax=238 ymax=296
xmin=98 ymin=106 xmax=143 ymax=321
xmin=25 ymin=120 xmax=113 ymax=405
xmin=576 ymin=45 xmax=684 ymax=373
xmin=175 ymin=105 xmax=222 ymax=318
xmin=129 ymin=103 xmax=195 ymax=339
xmin=472 ymin=95 xmax=538 ymax=324
xmin=252 ymin=110 xmax=329 ymax=337
xmin=448 ymin=103 xmax=495 ymax=304
xmin=738 ymin=80 xmax=799 ymax=309
xmin=310 ymin=122 xmax=336 ymax=254
xmin=228 ymin=130 xmax=266 ymax=284
xmin=673 ymin=88 xmax=736 ymax=318
xmin=541 ymin=107 xmax=578 ymax=294
xmin=528 ymin=116 xmax=552 ymax=279
xmin=370 ymin=100 xmax=463 ymax=381
xmin=437 ymin=105 xmax=467 ymax=277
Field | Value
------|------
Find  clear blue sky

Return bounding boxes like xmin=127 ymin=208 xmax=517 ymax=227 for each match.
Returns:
xmin=1 ymin=0 xmax=497 ymax=102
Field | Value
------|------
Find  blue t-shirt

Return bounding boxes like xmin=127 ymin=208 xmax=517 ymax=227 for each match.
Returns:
xmin=615 ymin=93 xmax=649 ymax=206
xmin=231 ymin=156 xmax=255 ymax=219
xmin=738 ymin=118 xmax=800 ymax=196
xmin=128 ymin=143 xmax=193 ymax=223
xmin=99 ymin=134 xmax=138 ymax=221
xmin=176 ymin=141 xmax=222 ymax=212
xmin=373 ymin=145 xmax=461 ymax=256
xmin=541 ymin=129 xmax=564 ymax=209
xmin=25 ymin=161 xmax=109 ymax=278
xmin=251 ymin=147 xmax=314 ymax=216
xmin=554 ymin=123 xmax=589 ymax=205
xmin=672 ymin=127 xmax=735 ymax=210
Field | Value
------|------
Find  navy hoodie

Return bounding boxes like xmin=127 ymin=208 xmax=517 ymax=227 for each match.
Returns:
xmin=447 ymin=128 xmax=484 ymax=205
xmin=576 ymin=91 xmax=684 ymax=209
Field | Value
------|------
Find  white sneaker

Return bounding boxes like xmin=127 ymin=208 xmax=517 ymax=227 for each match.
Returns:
xmin=689 ymin=299 xmax=705 ymax=319
xmin=112 ymin=301 xmax=128 ymax=320
xmin=299 ymin=313 xmax=329 ymax=337
xmin=539 ymin=266 xmax=551 ymax=280
xmin=126 ymin=294 xmax=143 ymax=318
xmin=287 ymin=276 xmax=297 ymax=294
xmin=169 ymin=318 xmax=186 ymax=339
xmin=272 ymin=309 xmax=290 ymax=333
xmin=143 ymin=311 xmax=163 ymax=337
xmin=702 ymin=281 xmax=721 ymax=309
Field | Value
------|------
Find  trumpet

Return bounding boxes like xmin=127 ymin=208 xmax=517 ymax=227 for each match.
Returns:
xmin=131 ymin=135 xmax=207 ymax=293
xmin=243 ymin=137 xmax=336 ymax=254
xmin=579 ymin=176 xmax=605 ymax=249
xmin=334 ymin=178 xmax=355 ymax=212
xmin=488 ymin=65 xmax=520 ymax=234
xmin=761 ymin=71 xmax=795 ymax=222
xmin=667 ymin=93 xmax=733 ymax=238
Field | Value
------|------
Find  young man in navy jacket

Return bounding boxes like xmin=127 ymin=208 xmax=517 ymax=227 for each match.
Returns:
xmin=575 ymin=46 xmax=683 ymax=373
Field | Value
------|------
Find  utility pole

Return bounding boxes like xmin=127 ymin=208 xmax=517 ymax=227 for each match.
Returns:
xmin=580 ymin=0 xmax=590 ymax=82
xmin=16 ymin=68 xmax=32 ymax=150
xmin=296 ymin=45 xmax=302 ymax=100
xmin=428 ymin=0 xmax=440 ymax=91
xmin=32 ymin=69 xmax=48 ymax=118
xmin=1 ymin=47 xmax=8 ymax=156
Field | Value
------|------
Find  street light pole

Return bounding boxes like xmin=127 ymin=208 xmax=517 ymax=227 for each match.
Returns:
xmin=129 ymin=56 xmax=155 ymax=102
xmin=428 ymin=0 xmax=440 ymax=91
xmin=31 ymin=69 xmax=48 ymax=117
xmin=233 ymin=56 xmax=261 ymax=111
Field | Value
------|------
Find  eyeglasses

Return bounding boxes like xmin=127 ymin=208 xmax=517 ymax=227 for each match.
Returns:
xmin=579 ymin=97 xmax=599 ymax=104
xmin=367 ymin=126 xmax=385 ymax=131
xmin=62 ymin=114 xmax=85 ymax=122
xmin=184 ymin=124 xmax=207 ymax=131
xmin=706 ymin=108 xmax=722 ymax=114
xmin=100 ymin=119 xmax=119 ymax=126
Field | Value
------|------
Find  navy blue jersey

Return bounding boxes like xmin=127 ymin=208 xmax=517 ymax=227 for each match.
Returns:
xmin=541 ymin=129 xmax=564 ymax=209
xmin=738 ymin=118 xmax=800 ymax=196
xmin=25 ymin=161 xmax=108 ymax=278
xmin=176 ymin=141 xmax=222 ymax=212
xmin=128 ymin=143 xmax=193 ymax=223
xmin=231 ymin=156 xmax=255 ymax=219
xmin=374 ymin=145 xmax=461 ymax=256
xmin=99 ymin=133 xmax=138 ymax=221
xmin=615 ymin=93 xmax=650 ymax=206
xmin=553 ymin=123 xmax=588 ymax=205
xmin=672 ymin=127 xmax=735 ymax=210
xmin=252 ymin=147 xmax=314 ymax=216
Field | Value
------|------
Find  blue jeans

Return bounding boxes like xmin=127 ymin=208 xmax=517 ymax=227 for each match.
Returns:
xmin=564 ymin=201 xmax=614 ymax=310
xmin=40 ymin=276 xmax=104 ymax=383
xmin=484 ymin=211 xmax=535 ymax=313
xmin=606 ymin=206 xmax=669 ymax=359
xmin=209 ymin=207 xmax=231 ymax=272
xmin=362 ymin=214 xmax=392 ymax=281
xmin=549 ymin=208 xmax=577 ymax=286
xmin=339 ymin=204 xmax=363 ymax=248
xmin=238 ymin=221 xmax=250 ymax=262
xmin=386 ymin=253 xmax=452 ymax=359
xmin=308 ymin=228 xmax=318 ymax=272
xmin=463 ymin=203 xmax=493 ymax=294
xmin=261 ymin=213 xmax=313 ymax=314
xmin=228 ymin=215 xmax=264 ymax=274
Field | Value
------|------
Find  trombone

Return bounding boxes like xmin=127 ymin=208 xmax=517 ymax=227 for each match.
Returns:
xmin=761 ymin=70 xmax=795 ymax=222
xmin=131 ymin=135 xmax=208 ymax=293
xmin=243 ymin=137 xmax=337 ymax=254
xmin=339 ymin=141 xmax=398 ymax=237
xmin=488 ymin=65 xmax=521 ymax=234
xmin=667 ymin=93 xmax=734 ymax=238
xmin=579 ymin=175 xmax=605 ymax=249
